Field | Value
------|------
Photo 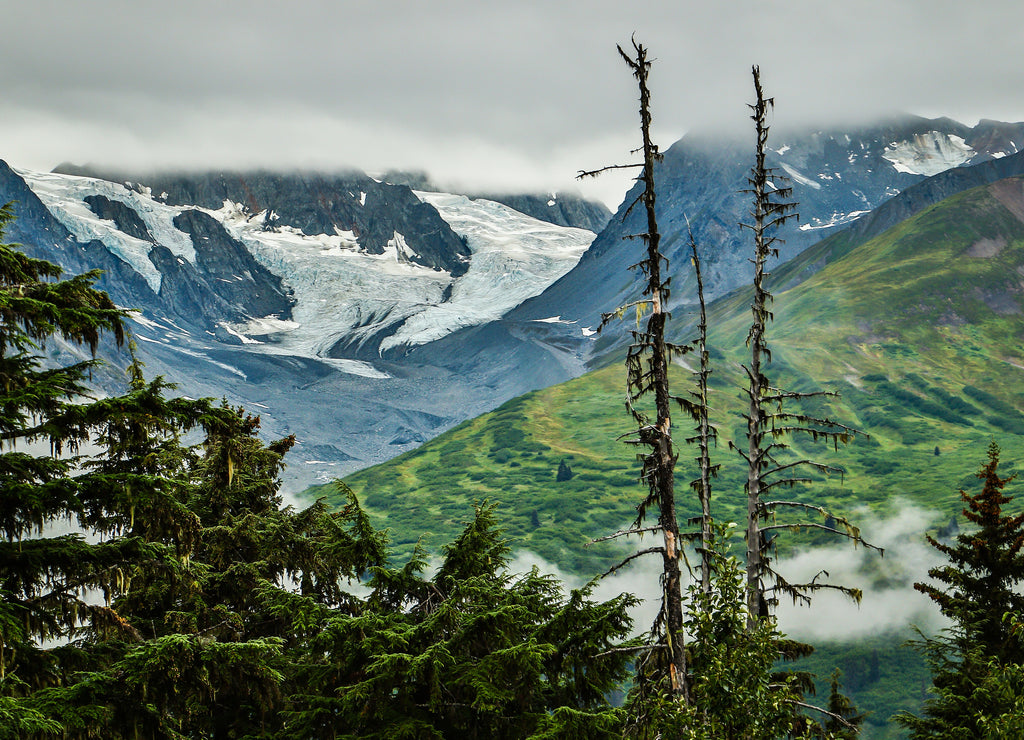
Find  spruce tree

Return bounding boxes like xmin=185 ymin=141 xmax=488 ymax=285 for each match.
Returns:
xmin=897 ymin=443 xmax=1024 ymax=738
xmin=623 ymin=524 xmax=812 ymax=740
xmin=818 ymin=669 xmax=866 ymax=738
xmin=0 ymin=202 xmax=363 ymax=737
xmin=0 ymin=199 xmax=137 ymax=719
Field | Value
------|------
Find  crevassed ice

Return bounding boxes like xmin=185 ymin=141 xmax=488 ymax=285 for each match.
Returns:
xmin=377 ymin=192 xmax=594 ymax=354
xmin=211 ymin=200 xmax=451 ymax=363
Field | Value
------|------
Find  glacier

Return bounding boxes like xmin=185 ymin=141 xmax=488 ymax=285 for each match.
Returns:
xmin=17 ymin=166 xmax=594 ymax=372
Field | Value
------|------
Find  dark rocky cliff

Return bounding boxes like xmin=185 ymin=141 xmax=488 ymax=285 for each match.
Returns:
xmin=54 ymin=167 xmax=473 ymax=277
xmin=469 ymin=193 xmax=611 ymax=233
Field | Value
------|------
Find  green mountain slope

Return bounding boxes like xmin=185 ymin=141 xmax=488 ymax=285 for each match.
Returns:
xmin=325 ymin=177 xmax=1024 ymax=575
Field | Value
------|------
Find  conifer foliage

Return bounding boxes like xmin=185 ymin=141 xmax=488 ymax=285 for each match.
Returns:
xmin=0 ymin=191 xmax=311 ymax=735
xmin=897 ymin=443 xmax=1024 ymax=738
xmin=0 ymin=199 xmax=138 ymax=733
xmin=284 ymin=501 xmax=635 ymax=739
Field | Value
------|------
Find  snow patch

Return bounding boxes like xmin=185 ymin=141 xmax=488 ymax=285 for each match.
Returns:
xmin=218 ymin=322 xmax=263 ymax=345
xmin=779 ymin=163 xmax=822 ymax=190
xmin=126 ymin=311 xmax=163 ymax=330
xmin=798 ymin=210 xmax=870 ymax=232
xmin=315 ymin=358 xmax=391 ymax=379
xmin=882 ymin=132 xmax=975 ymax=176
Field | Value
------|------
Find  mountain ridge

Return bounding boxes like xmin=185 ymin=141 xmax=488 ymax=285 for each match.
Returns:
xmin=7 ymin=115 xmax=1024 ymax=491
xmin=336 ymin=172 xmax=1024 ymax=572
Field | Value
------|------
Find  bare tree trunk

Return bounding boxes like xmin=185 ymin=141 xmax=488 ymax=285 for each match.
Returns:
xmin=580 ymin=38 xmax=691 ymax=702
xmin=627 ymin=40 xmax=688 ymax=702
xmin=745 ymin=66 xmax=782 ymax=627
xmin=687 ymin=233 xmax=715 ymax=597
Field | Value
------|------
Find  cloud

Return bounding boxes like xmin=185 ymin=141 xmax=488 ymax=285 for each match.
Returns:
xmin=5 ymin=2 xmax=1024 ymax=208
xmin=507 ymin=503 xmax=950 ymax=642
xmin=773 ymin=504 xmax=949 ymax=641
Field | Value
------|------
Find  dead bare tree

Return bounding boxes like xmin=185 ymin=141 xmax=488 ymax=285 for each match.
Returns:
xmin=685 ymin=225 xmax=718 ymax=597
xmin=736 ymin=66 xmax=881 ymax=628
xmin=580 ymin=37 xmax=692 ymax=702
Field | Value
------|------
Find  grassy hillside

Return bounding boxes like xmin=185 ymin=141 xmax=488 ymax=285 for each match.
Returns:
xmin=326 ymin=177 xmax=1024 ymax=576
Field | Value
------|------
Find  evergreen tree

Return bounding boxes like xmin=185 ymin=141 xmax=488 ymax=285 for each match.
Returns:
xmin=0 ymin=200 xmax=141 ymax=727
xmin=0 ymin=202 xmax=370 ymax=737
xmin=284 ymin=500 xmax=636 ymax=739
xmin=819 ymin=669 xmax=866 ymax=738
xmin=897 ymin=443 xmax=1024 ymax=738
xmin=623 ymin=525 xmax=814 ymax=739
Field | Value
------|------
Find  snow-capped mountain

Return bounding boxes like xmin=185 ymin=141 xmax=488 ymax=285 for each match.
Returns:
xmin=506 ymin=116 xmax=1024 ymax=335
xmin=0 ymin=162 xmax=602 ymax=487
xmin=397 ymin=117 xmax=1024 ymax=431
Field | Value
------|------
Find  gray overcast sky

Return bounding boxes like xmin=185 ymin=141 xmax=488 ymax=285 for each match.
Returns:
xmin=4 ymin=0 xmax=1024 ymax=208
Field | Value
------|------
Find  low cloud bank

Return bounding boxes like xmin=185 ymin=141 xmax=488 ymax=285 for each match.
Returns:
xmin=507 ymin=503 xmax=951 ymax=643
xmin=773 ymin=504 xmax=948 ymax=641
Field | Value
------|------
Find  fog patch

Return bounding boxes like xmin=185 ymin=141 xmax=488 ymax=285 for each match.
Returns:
xmin=764 ymin=504 xmax=948 ymax=641
xmin=507 ymin=504 xmax=951 ymax=641
xmin=506 ymin=546 xmax=670 ymax=635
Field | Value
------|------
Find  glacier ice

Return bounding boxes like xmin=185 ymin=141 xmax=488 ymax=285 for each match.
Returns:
xmin=17 ymin=166 xmax=594 ymax=377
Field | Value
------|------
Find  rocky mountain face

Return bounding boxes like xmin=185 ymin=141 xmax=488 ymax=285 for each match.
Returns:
xmin=509 ymin=116 xmax=1024 ymax=332
xmin=379 ymin=169 xmax=613 ymax=233
xmin=54 ymin=166 xmax=474 ymax=276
